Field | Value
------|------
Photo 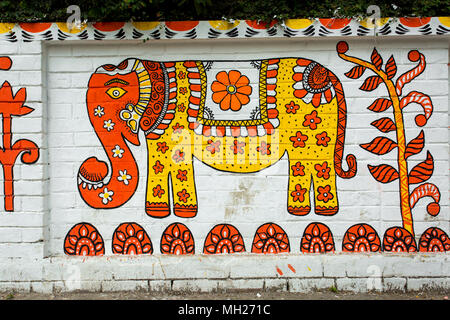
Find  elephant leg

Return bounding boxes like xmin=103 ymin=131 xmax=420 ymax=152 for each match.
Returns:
xmin=171 ymin=165 xmax=198 ymax=218
xmin=311 ymin=160 xmax=338 ymax=215
xmin=287 ymin=159 xmax=312 ymax=216
xmin=145 ymin=149 xmax=171 ymax=218
xmin=145 ymin=173 xmax=171 ymax=218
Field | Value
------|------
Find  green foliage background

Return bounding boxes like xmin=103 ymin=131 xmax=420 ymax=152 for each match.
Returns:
xmin=0 ymin=0 xmax=448 ymax=22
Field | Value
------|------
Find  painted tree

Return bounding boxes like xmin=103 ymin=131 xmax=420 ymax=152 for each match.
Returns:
xmin=336 ymin=41 xmax=447 ymax=252
xmin=0 ymin=56 xmax=39 ymax=211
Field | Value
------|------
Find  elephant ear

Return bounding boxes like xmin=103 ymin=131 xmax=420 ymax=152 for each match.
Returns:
xmin=140 ymin=61 xmax=178 ymax=140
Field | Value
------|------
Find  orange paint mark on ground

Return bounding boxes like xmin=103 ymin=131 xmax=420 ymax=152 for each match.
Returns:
xmin=276 ymin=266 xmax=283 ymax=276
xmin=288 ymin=264 xmax=296 ymax=273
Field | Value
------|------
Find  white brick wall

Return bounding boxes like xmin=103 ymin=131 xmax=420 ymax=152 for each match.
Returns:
xmin=0 ymin=36 xmax=448 ymax=293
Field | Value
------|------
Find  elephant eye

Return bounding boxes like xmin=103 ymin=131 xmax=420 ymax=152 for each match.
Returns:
xmin=106 ymin=87 xmax=127 ymax=99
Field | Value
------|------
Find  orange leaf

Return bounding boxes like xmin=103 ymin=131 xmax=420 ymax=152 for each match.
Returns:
xmin=367 ymin=98 xmax=392 ymax=112
xmin=371 ymin=117 xmax=396 ymax=133
xmin=371 ymin=48 xmax=383 ymax=70
xmin=360 ymin=76 xmax=383 ymax=91
xmin=368 ymin=164 xmax=399 ymax=184
xmin=360 ymin=136 xmax=397 ymax=155
xmin=385 ymin=55 xmax=397 ymax=80
xmin=409 ymin=151 xmax=434 ymax=184
xmin=405 ymin=130 xmax=424 ymax=159
xmin=345 ymin=66 xmax=366 ymax=79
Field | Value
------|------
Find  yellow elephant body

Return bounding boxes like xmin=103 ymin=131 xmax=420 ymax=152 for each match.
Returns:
xmin=78 ymin=57 xmax=356 ymax=218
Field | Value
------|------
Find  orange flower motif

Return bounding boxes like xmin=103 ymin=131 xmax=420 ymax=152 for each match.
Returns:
xmin=316 ymin=131 xmax=331 ymax=146
xmin=153 ymin=185 xmax=165 ymax=198
xmin=206 ymin=139 xmax=221 ymax=154
xmin=172 ymin=122 xmax=184 ymax=134
xmin=231 ymin=140 xmax=245 ymax=154
xmin=176 ymin=169 xmax=187 ymax=182
xmin=178 ymin=71 xmax=186 ymax=79
xmin=303 ymin=110 xmax=322 ymax=130
xmin=291 ymin=161 xmax=305 ymax=176
xmin=289 ymin=131 xmax=308 ymax=148
xmin=285 ymin=101 xmax=300 ymax=114
xmin=177 ymin=189 xmax=190 ymax=203
xmin=177 ymin=103 xmax=186 ymax=112
xmin=317 ymin=185 xmax=333 ymax=203
xmin=156 ymin=141 xmax=169 ymax=154
xmin=256 ymin=141 xmax=271 ymax=155
xmin=179 ymin=87 xmax=187 ymax=95
xmin=314 ymin=161 xmax=330 ymax=179
xmin=211 ymin=70 xmax=252 ymax=111
xmin=152 ymin=160 xmax=164 ymax=174
xmin=172 ymin=149 xmax=185 ymax=163
xmin=291 ymin=184 xmax=307 ymax=202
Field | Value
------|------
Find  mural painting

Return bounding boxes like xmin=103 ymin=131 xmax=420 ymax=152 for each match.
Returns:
xmin=0 ymin=56 xmax=40 ymax=212
xmin=337 ymin=41 xmax=447 ymax=252
xmin=64 ymin=42 xmax=449 ymax=256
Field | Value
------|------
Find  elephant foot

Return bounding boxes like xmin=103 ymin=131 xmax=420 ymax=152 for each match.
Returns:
xmin=174 ymin=203 xmax=198 ymax=218
xmin=315 ymin=205 xmax=338 ymax=216
xmin=146 ymin=202 xmax=170 ymax=218
xmin=288 ymin=205 xmax=311 ymax=216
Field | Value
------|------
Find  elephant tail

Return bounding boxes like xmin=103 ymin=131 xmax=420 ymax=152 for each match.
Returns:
xmin=328 ymin=71 xmax=357 ymax=179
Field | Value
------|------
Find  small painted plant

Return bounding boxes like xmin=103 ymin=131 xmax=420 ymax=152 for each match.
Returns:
xmin=336 ymin=41 xmax=441 ymax=244
xmin=0 ymin=56 xmax=39 ymax=211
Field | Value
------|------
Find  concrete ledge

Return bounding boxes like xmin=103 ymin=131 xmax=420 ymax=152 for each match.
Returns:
xmin=0 ymin=253 xmax=447 ymax=294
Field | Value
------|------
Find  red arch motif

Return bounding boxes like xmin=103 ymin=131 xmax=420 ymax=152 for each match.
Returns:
xmin=160 ymin=223 xmax=195 ymax=255
xmin=112 ymin=222 xmax=153 ymax=255
xmin=342 ymin=224 xmax=381 ymax=252
xmin=64 ymin=223 xmax=105 ymax=256
xmin=300 ymin=222 xmax=335 ymax=253
xmin=203 ymin=224 xmax=245 ymax=254
xmin=251 ymin=223 xmax=290 ymax=254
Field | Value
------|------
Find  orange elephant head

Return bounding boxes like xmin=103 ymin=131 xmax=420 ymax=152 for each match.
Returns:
xmin=78 ymin=58 xmax=174 ymax=209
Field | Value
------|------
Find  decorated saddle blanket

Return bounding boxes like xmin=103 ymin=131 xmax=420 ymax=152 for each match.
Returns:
xmin=184 ymin=60 xmax=280 ymax=137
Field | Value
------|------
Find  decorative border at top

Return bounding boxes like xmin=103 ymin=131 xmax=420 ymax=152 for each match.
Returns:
xmin=0 ymin=17 xmax=449 ymax=42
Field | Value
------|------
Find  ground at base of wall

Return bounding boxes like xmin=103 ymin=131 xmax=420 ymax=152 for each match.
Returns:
xmin=2 ymin=290 xmax=448 ymax=300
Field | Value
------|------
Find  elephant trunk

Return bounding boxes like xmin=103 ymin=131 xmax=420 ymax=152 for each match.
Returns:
xmin=78 ymin=131 xmax=139 ymax=209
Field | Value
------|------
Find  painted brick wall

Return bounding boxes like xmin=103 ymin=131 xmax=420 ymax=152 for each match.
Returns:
xmin=0 ymin=28 xmax=448 ymax=293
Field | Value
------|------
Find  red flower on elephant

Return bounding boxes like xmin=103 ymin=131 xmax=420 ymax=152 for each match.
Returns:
xmin=172 ymin=123 xmax=184 ymax=134
xmin=291 ymin=184 xmax=307 ymax=202
xmin=256 ymin=141 xmax=271 ymax=155
xmin=317 ymin=185 xmax=333 ymax=202
xmin=153 ymin=185 xmax=165 ymax=198
xmin=206 ymin=139 xmax=221 ymax=154
xmin=291 ymin=161 xmax=305 ymax=176
xmin=290 ymin=131 xmax=308 ymax=148
xmin=231 ymin=140 xmax=245 ymax=154
xmin=316 ymin=131 xmax=331 ymax=146
xmin=177 ymin=189 xmax=190 ymax=203
xmin=315 ymin=161 xmax=330 ymax=179
xmin=176 ymin=169 xmax=187 ymax=182
xmin=285 ymin=101 xmax=300 ymax=114
xmin=152 ymin=160 xmax=164 ymax=174
xmin=172 ymin=149 xmax=185 ymax=163
xmin=303 ymin=110 xmax=322 ymax=130
xmin=156 ymin=141 xmax=169 ymax=154
xmin=211 ymin=70 xmax=252 ymax=111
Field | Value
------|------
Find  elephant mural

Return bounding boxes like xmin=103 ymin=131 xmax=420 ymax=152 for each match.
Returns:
xmin=77 ymin=57 xmax=357 ymax=218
